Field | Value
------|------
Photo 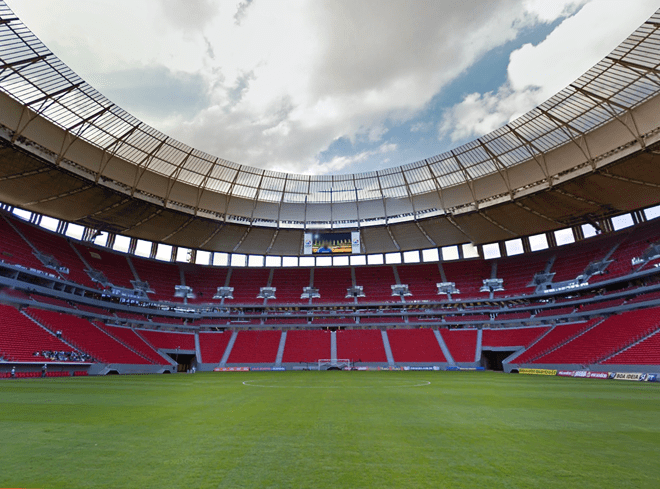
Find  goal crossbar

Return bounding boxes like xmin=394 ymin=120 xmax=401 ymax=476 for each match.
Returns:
xmin=317 ymin=358 xmax=352 ymax=370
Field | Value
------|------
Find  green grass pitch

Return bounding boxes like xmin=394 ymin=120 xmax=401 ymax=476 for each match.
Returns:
xmin=1 ymin=371 xmax=659 ymax=488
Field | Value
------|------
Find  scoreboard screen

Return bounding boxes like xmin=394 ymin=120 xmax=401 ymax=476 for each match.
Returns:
xmin=304 ymin=231 xmax=361 ymax=254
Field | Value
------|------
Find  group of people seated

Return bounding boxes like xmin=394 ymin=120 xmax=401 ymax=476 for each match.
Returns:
xmin=33 ymin=350 xmax=92 ymax=362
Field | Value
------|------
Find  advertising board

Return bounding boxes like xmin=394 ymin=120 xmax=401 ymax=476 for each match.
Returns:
xmin=611 ymin=372 xmax=645 ymax=381
xmin=213 ymin=367 xmax=250 ymax=372
xmin=519 ymin=368 xmax=557 ymax=376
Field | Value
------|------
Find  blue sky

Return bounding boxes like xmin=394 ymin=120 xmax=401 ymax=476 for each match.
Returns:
xmin=6 ymin=0 xmax=659 ymax=175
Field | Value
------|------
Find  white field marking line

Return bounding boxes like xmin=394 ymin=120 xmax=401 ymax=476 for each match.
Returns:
xmin=242 ymin=379 xmax=431 ymax=389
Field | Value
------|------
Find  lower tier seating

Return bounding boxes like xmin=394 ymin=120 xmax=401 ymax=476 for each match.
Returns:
xmin=27 ymin=308 xmax=149 ymax=364
xmin=0 ymin=304 xmax=73 ymax=362
xmin=534 ymin=309 xmax=660 ymax=365
xmin=281 ymin=330 xmax=331 ymax=363
xmin=198 ymin=332 xmax=232 ymax=363
xmin=336 ymin=329 xmax=387 ymax=363
xmin=441 ymin=329 xmax=477 ymax=362
xmin=387 ymin=328 xmax=446 ymax=363
xmin=482 ymin=326 xmax=549 ymax=348
xmin=227 ymin=330 xmax=281 ymax=364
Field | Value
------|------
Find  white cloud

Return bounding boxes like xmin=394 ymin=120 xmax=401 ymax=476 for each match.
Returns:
xmin=5 ymin=0 xmax=657 ymax=175
xmin=440 ymin=0 xmax=659 ymax=143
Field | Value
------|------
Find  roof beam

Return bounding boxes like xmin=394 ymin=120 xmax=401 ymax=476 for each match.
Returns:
xmin=10 ymin=84 xmax=84 ymax=143
xmin=450 ymin=151 xmax=479 ymax=209
xmin=163 ymin=148 xmax=195 ymax=205
xmin=606 ymin=57 xmax=660 ymax=89
xmin=55 ymin=106 xmax=113 ymax=167
xmin=538 ymin=108 xmax=596 ymax=170
xmin=130 ymin=139 xmax=167 ymax=196
xmin=194 ymin=157 xmax=221 ymax=215
xmin=571 ymin=85 xmax=646 ymax=150
xmin=95 ymin=123 xmax=141 ymax=184
xmin=477 ymin=138 xmax=513 ymax=198
xmin=0 ymin=54 xmax=48 ymax=72
xmin=506 ymin=124 xmax=552 ymax=187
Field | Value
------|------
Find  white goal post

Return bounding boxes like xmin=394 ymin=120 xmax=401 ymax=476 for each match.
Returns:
xmin=317 ymin=359 xmax=352 ymax=370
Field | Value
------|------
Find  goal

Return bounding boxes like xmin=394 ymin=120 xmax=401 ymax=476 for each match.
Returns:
xmin=317 ymin=358 xmax=352 ymax=370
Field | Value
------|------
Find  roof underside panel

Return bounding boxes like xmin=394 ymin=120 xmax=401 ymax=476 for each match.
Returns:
xmin=1 ymin=4 xmax=660 ymax=252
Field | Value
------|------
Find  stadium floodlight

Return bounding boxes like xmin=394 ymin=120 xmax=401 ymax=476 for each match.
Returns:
xmin=86 ymin=269 xmax=109 ymax=286
xmin=529 ymin=272 xmax=555 ymax=287
xmin=257 ymin=287 xmax=277 ymax=299
xmin=34 ymin=251 xmax=66 ymax=273
xmin=437 ymin=282 xmax=460 ymax=295
xmin=213 ymin=287 xmax=234 ymax=299
xmin=633 ymin=242 xmax=660 ymax=266
xmin=346 ymin=285 xmax=365 ymax=298
xmin=301 ymin=287 xmax=320 ymax=299
xmin=131 ymin=280 xmax=153 ymax=293
xmin=480 ymin=278 xmax=504 ymax=293
xmin=578 ymin=260 xmax=613 ymax=282
xmin=174 ymin=285 xmax=195 ymax=299
xmin=391 ymin=284 xmax=412 ymax=297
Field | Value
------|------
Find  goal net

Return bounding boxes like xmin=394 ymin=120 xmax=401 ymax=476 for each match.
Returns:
xmin=317 ymin=358 xmax=352 ymax=370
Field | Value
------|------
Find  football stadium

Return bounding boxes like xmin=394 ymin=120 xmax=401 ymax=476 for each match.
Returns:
xmin=1 ymin=1 xmax=660 ymax=487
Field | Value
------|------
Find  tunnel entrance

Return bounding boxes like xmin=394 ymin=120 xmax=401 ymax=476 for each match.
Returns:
xmin=481 ymin=350 xmax=517 ymax=371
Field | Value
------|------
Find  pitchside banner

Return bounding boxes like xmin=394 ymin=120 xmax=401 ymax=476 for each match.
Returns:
xmin=610 ymin=372 xmax=650 ymax=381
xmin=558 ymin=370 xmax=608 ymax=379
xmin=213 ymin=367 xmax=250 ymax=372
xmin=519 ymin=368 xmax=557 ymax=376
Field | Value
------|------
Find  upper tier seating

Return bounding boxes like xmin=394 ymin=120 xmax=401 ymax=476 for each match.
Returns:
xmin=387 ymin=328 xmax=446 ymax=363
xmin=494 ymin=250 xmax=553 ymax=297
xmin=441 ymin=329 xmax=477 ymax=362
xmin=225 ymin=269 xmax=270 ymax=304
xmin=133 ymin=259 xmax=182 ymax=302
xmin=397 ymin=264 xmax=441 ymax=301
xmin=281 ymin=330 xmax=331 ymax=363
xmin=0 ymin=216 xmax=52 ymax=274
xmin=549 ymin=235 xmax=616 ymax=283
xmin=270 ymin=268 xmax=311 ymax=304
xmin=314 ymin=267 xmax=353 ymax=303
xmin=356 ymin=266 xmax=397 ymax=303
xmin=336 ymin=329 xmax=387 ymax=363
xmin=11 ymin=219 xmax=95 ymax=287
xmin=227 ymin=330 xmax=281 ymax=363
xmin=0 ymin=304 xmax=73 ymax=362
xmin=72 ymin=243 xmax=135 ymax=288
xmin=183 ymin=265 xmax=229 ymax=303
xmin=442 ymin=260 xmax=492 ymax=298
